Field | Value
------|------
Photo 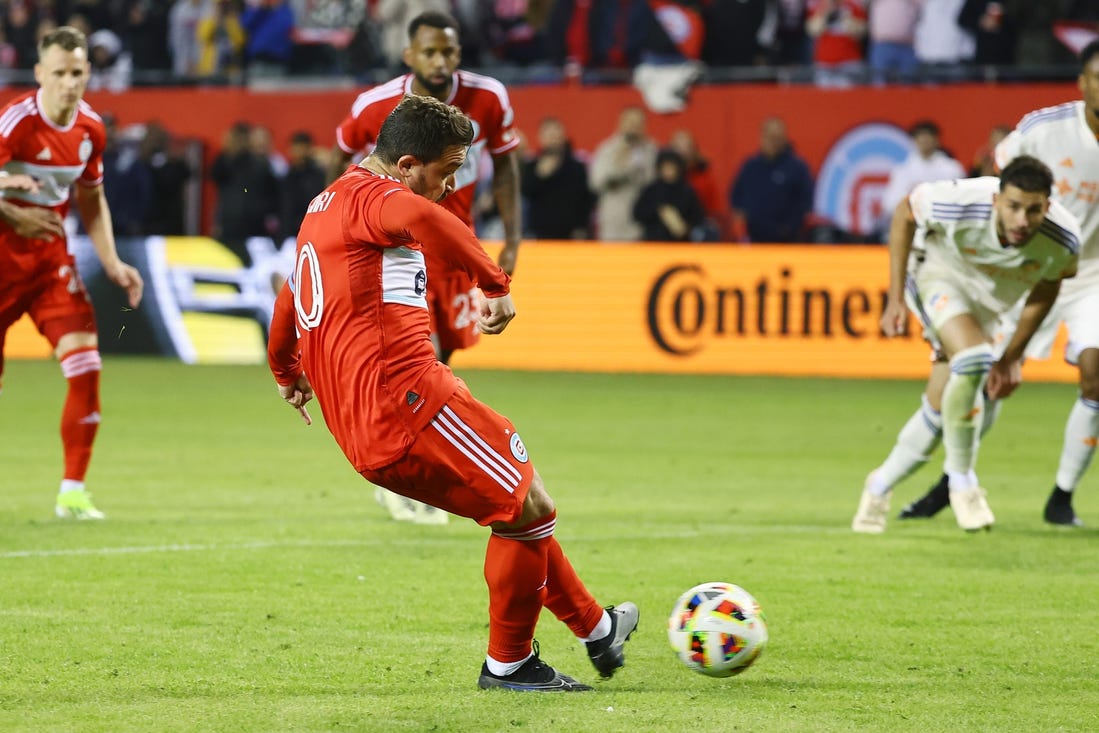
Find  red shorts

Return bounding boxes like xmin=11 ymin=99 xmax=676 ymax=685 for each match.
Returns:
xmin=361 ymin=383 xmax=533 ymax=525
xmin=0 ymin=250 xmax=97 ymax=349
xmin=427 ymin=269 xmax=481 ymax=352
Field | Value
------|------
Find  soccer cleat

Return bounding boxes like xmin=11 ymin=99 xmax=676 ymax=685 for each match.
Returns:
xmin=374 ymin=486 xmax=416 ymax=522
xmin=412 ymin=502 xmax=450 ymax=525
xmin=852 ymin=483 xmax=890 ymax=534
xmin=585 ymin=602 xmax=639 ymax=679
xmin=898 ymin=473 xmax=950 ymax=519
xmin=478 ymin=643 xmax=592 ymax=692
xmin=949 ymin=486 xmax=995 ymax=531
xmin=55 ymin=489 xmax=106 ymax=520
xmin=1043 ymin=486 xmax=1083 ymax=527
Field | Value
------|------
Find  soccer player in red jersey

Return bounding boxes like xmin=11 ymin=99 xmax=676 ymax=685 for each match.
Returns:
xmin=269 ymin=95 xmax=637 ymax=692
xmin=0 ymin=26 xmax=143 ymax=520
xmin=332 ymin=10 xmax=523 ymax=524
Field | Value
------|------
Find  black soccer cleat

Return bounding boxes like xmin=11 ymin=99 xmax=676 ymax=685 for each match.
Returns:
xmin=898 ymin=473 xmax=950 ymax=519
xmin=478 ymin=642 xmax=592 ymax=692
xmin=585 ymin=602 xmax=639 ymax=679
xmin=1043 ymin=486 xmax=1083 ymax=527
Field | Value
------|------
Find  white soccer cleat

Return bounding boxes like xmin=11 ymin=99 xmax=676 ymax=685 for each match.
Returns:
xmin=374 ymin=487 xmax=416 ymax=522
xmin=950 ymin=486 xmax=995 ymax=531
xmin=852 ymin=482 xmax=890 ymax=534
xmin=412 ymin=502 xmax=449 ymax=525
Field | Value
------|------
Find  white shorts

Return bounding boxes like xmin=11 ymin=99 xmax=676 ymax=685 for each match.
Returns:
xmin=905 ymin=273 xmax=1002 ymax=357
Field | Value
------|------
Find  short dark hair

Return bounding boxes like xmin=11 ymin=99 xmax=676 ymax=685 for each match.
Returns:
xmin=373 ymin=95 xmax=474 ymax=165
xmin=39 ymin=26 xmax=87 ymax=58
xmin=408 ymin=10 xmax=460 ymax=40
xmin=999 ymin=155 xmax=1053 ymax=194
xmin=909 ymin=120 xmax=940 ymax=138
xmin=1080 ymin=40 xmax=1099 ymax=71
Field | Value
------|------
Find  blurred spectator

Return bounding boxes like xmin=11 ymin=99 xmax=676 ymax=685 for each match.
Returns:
xmin=375 ymin=0 xmax=450 ymax=73
xmin=879 ymin=120 xmax=965 ymax=229
xmin=241 ymin=0 xmax=295 ymax=76
xmin=484 ymin=0 xmax=552 ymax=66
xmin=103 ymin=119 xmax=153 ymax=236
xmin=867 ymin=0 xmax=922 ymax=83
xmin=123 ymin=0 xmax=173 ymax=75
xmin=521 ymin=116 xmax=595 ymax=239
xmin=700 ymin=0 xmax=776 ymax=67
xmin=1009 ymin=1 xmax=1076 ymax=67
xmin=67 ymin=0 xmax=113 ymax=31
xmin=210 ymin=121 xmax=280 ymax=265
xmin=589 ymin=105 xmax=658 ymax=241
xmin=545 ymin=0 xmax=652 ymax=70
xmin=63 ymin=13 xmax=92 ymax=38
xmin=773 ymin=0 xmax=810 ymax=64
xmin=249 ymin=123 xmax=288 ymax=178
xmin=729 ymin=117 xmax=814 ymax=243
xmin=806 ymin=0 xmax=868 ymax=86
xmin=87 ymin=28 xmax=132 ymax=91
xmin=632 ymin=148 xmax=706 ymax=242
xmin=278 ymin=130 xmax=326 ymax=242
xmin=196 ymin=0 xmax=246 ymax=78
xmin=968 ymin=123 xmax=1010 ymax=177
xmin=0 ymin=24 xmax=17 ymax=73
xmin=169 ymin=0 xmax=210 ymax=77
xmin=344 ymin=12 xmax=383 ymax=79
xmin=142 ymin=121 xmax=193 ymax=236
xmin=914 ymin=0 xmax=974 ymax=71
xmin=667 ymin=128 xmax=723 ymax=240
xmin=958 ymin=0 xmax=1016 ymax=65
xmin=5 ymin=0 xmax=41 ymax=69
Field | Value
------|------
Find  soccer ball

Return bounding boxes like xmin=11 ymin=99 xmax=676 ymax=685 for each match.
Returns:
xmin=667 ymin=582 xmax=768 ymax=677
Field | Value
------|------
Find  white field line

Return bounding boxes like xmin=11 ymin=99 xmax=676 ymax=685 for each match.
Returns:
xmin=0 ymin=524 xmax=848 ymax=560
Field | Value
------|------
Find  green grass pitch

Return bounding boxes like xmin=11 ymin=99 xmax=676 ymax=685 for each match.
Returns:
xmin=1 ymin=359 xmax=1097 ymax=732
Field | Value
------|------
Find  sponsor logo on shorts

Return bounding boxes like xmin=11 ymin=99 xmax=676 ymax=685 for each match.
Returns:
xmin=509 ymin=432 xmax=528 ymax=463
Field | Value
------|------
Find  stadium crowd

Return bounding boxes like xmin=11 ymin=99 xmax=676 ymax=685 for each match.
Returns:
xmin=0 ymin=1 xmax=1095 ymax=86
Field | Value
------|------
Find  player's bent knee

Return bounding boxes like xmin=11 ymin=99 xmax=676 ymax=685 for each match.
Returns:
xmin=492 ymin=469 xmax=555 ymax=529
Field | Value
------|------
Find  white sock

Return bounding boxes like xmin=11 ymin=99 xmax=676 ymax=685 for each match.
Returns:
xmin=485 ymin=652 xmax=532 ymax=677
xmin=941 ymin=344 xmax=992 ymax=477
xmin=947 ymin=469 xmax=979 ymax=492
xmin=579 ymin=610 xmax=612 ymax=643
xmin=59 ymin=479 xmax=85 ymax=494
xmin=872 ymin=395 xmax=943 ymax=495
xmin=1055 ymin=397 xmax=1099 ymax=491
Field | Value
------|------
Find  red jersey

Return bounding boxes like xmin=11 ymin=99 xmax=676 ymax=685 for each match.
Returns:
xmin=335 ymin=71 xmax=519 ymax=230
xmin=0 ymin=90 xmax=106 ymax=270
xmin=807 ymin=0 xmax=868 ymax=65
xmin=267 ymin=167 xmax=511 ymax=471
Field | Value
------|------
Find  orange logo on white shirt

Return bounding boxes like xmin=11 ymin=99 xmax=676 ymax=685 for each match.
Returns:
xmin=1060 ymin=157 xmax=1074 ymax=168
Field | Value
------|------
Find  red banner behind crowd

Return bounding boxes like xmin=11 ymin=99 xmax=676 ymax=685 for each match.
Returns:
xmin=43 ymin=81 xmax=1077 ymax=236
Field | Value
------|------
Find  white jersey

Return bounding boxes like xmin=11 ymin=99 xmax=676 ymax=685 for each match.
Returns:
xmin=910 ymin=177 xmax=1080 ymax=316
xmin=995 ymin=101 xmax=1099 ymax=263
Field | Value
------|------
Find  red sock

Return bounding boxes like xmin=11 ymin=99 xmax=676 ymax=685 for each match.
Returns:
xmin=483 ymin=512 xmax=556 ymax=663
xmin=59 ymin=348 xmax=102 ymax=482
xmin=543 ymin=537 xmax=604 ymax=638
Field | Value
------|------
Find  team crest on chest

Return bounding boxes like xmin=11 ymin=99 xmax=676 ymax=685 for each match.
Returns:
xmin=509 ymin=432 xmax=528 ymax=463
xmin=78 ymin=135 xmax=93 ymax=162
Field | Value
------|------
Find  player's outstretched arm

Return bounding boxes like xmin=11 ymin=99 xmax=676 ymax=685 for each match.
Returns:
xmin=491 ymin=149 xmax=522 ymax=276
xmin=0 ymin=172 xmax=40 ymax=192
xmin=880 ymin=196 xmax=917 ymax=337
xmin=0 ymin=198 xmax=65 ymax=240
xmin=987 ymin=278 xmax=1063 ymax=399
xmin=74 ymin=183 xmax=144 ymax=308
